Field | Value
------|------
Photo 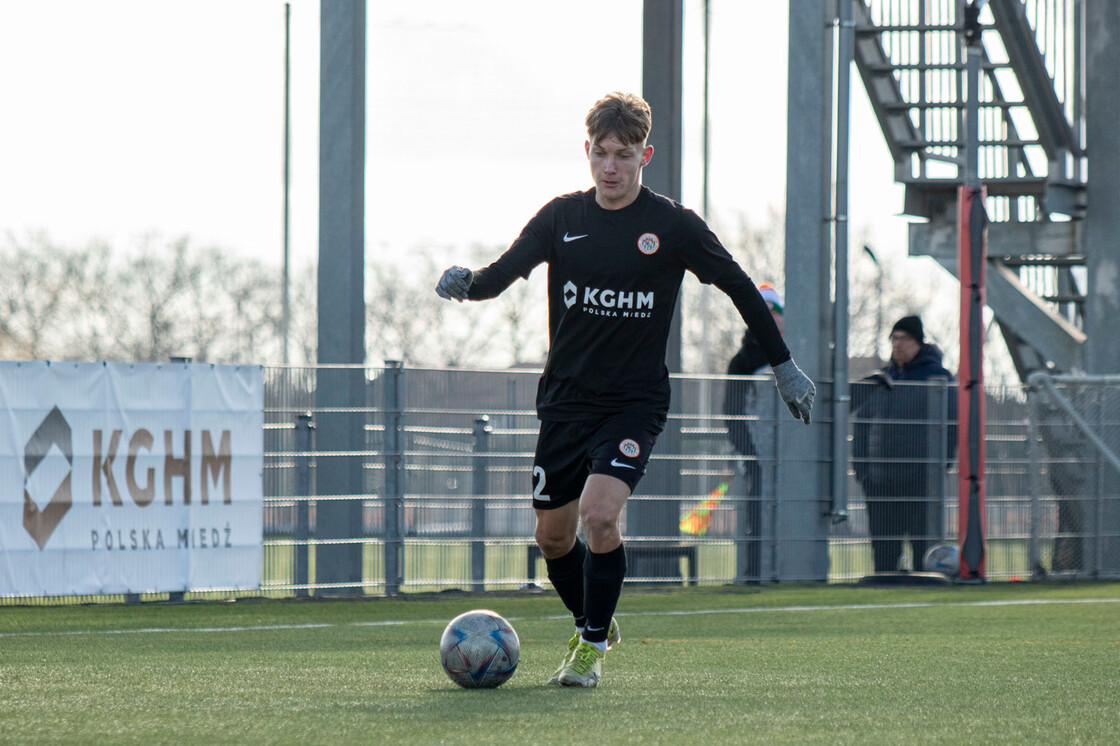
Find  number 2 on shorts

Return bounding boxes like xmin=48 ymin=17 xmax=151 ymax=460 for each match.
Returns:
xmin=532 ymin=466 xmax=550 ymax=502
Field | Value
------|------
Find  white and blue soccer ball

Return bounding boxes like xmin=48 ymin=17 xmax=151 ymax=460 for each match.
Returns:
xmin=439 ymin=609 xmax=520 ymax=689
xmin=922 ymin=543 xmax=961 ymax=576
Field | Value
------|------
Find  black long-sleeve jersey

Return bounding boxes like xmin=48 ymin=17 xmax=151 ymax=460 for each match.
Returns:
xmin=467 ymin=186 xmax=791 ymax=420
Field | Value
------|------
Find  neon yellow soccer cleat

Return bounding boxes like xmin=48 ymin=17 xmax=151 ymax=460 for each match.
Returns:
xmin=546 ymin=617 xmax=619 ymax=685
xmin=557 ymin=641 xmax=605 ymax=688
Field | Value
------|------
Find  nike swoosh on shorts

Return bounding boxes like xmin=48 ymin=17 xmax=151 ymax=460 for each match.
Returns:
xmin=563 ymin=233 xmax=588 ymax=242
xmin=610 ymin=458 xmax=637 ymax=470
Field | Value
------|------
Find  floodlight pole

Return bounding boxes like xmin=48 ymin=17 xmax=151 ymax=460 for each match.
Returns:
xmin=698 ymin=0 xmax=711 ymax=379
xmin=316 ymin=0 xmax=367 ymax=592
xmin=829 ymin=0 xmax=854 ymax=523
xmin=782 ymin=0 xmax=835 ymax=581
xmin=282 ymin=2 xmax=292 ymax=364
xmin=701 ymin=0 xmax=710 ymax=226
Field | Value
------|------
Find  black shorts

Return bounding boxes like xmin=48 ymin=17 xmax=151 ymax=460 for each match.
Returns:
xmin=531 ymin=412 xmax=666 ymax=510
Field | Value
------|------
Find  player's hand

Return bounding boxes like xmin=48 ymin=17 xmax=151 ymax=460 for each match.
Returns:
xmin=772 ymin=359 xmax=815 ymax=425
xmin=436 ymin=266 xmax=474 ymax=302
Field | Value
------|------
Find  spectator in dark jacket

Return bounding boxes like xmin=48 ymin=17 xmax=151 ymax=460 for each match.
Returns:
xmin=852 ymin=315 xmax=957 ymax=573
xmin=723 ymin=283 xmax=784 ymax=581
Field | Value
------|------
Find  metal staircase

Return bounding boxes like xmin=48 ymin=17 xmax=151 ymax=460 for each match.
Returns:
xmin=852 ymin=0 xmax=1087 ymax=376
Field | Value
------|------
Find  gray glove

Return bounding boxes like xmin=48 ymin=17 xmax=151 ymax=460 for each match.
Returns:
xmin=773 ymin=359 xmax=815 ymax=425
xmin=436 ymin=266 xmax=474 ymax=301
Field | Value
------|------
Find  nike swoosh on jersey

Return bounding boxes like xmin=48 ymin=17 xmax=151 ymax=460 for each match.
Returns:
xmin=563 ymin=232 xmax=589 ymax=242
xmin=610 ymin=458 xmax=637 ymax=470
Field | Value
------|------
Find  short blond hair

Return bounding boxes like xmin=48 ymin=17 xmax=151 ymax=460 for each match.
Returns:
xmin=585 ymin=92 xmax=652 ymax=146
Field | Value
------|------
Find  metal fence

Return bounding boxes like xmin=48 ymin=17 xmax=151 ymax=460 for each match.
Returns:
xmin=1026 ymin=373 xmax=1120 ymax=578
xmin=7 ymin=365 xmax=1116 ymax=605
xmin=257 ymin=365 xmax=1120 ymax=596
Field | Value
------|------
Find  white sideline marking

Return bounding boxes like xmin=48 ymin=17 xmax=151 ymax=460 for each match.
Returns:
xmin=615 ymin=597 xmax=1120 ymax=617
xmin=0 ymin=623 xmax=333 ymax=639
xmin=1 ymin=598 xmax=1116 ymax=639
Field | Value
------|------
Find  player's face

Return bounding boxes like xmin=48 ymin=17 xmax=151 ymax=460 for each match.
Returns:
xmin=585 ymin=135 xmax=653 ymax=210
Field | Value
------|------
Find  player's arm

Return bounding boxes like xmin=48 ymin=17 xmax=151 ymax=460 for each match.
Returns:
xmin=682 ymin=212 xmax=816 ymax=424
xmin=435 ymin=205 xmax=552 ymax=302
xmin=721 ymin=274 xmax=816 ymax=424
xmin=719 ymin=274 xmax=789 ymax=366
xmin=679 ymin=212 xmax=789 ymax=364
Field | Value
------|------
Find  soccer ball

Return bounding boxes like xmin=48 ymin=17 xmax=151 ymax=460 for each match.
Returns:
xmin=439 ymin=609 xmax=520 ymax=689
xmin=922 ymin=543 xmax=961 ymax=576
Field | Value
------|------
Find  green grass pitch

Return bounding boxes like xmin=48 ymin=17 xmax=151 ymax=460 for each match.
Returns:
xmin=2 ymin=582 xmax=1118 ymax=745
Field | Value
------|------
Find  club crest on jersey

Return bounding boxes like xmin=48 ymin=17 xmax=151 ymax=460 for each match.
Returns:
xmin=637 ymin=232 xmax=660 ymax=255
xmin=618 ymin=439 xmax=641 ymax=458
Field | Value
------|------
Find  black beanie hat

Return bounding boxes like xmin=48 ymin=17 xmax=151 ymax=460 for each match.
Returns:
xmin=891 ymin=315 xmax=924 ymax=342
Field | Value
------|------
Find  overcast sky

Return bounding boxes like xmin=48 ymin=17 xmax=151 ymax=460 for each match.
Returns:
xmin=0 ymin=0 xmax=909 ymax=276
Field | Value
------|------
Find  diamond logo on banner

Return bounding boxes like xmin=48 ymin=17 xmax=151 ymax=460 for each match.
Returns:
xmin=22 ymin=407 xmax=73 ymax=550
xmin=25 ymin=443 xmax=69 ymax=513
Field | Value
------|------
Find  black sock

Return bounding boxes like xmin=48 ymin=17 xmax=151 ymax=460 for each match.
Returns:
xmin=545 ymin=539 xmax=587 ymax=628
xmin=582 ymin=544 xmax=627 ymax=643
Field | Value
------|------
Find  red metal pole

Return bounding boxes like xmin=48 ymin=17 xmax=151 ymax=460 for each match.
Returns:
xmin=957 ymin=185 xmax=987 ymax=579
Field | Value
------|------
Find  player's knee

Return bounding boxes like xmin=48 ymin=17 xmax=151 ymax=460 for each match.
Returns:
xmin=579 ymin=505 xmax=618 ymax=543
xmin=534 ymin=523 xmax=571 ymax=558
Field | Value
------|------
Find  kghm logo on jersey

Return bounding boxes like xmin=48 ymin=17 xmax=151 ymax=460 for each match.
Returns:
xmin=618 ymin=439 xmax=641 ymax=458
xmin=563 ymin=281 xmax=579 ymax=309
xmin=637 ymin=232 xmax=660 ymax=255
xmin=562 ymin=280 xmax=654 ymax=318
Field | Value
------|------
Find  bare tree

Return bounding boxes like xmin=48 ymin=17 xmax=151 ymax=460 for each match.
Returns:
xmin=182 ymin=247 xmax=285 ymax=363
xmin=467 ymin=243 xmax=547 ymax=367
xmin=0 ymin=234 xmax=301 ymax=365
xmin=286 ymin=262 xmax=318 ymax=366
xmin=366 ymin=256 xmax=440 ymax=366
xmin=678 ymin=210 xmax=956 ymax=375
xmin=0 ymin=233 xmax=78 ymax=359
xmin=60 ymin=240 xmax=120 ymax=360
xmin=365 ymin=247 xmax=542 ymax=368
xmin=0 ymin=230 xmax=1015 ymax=382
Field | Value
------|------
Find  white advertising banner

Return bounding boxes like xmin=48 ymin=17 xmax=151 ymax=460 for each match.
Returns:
xmin=0 ymin=362 xmax=263 ymax=596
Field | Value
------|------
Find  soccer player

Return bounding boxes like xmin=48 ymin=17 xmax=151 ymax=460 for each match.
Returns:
xmin=436 ymin=92 xmax=815 ymax=687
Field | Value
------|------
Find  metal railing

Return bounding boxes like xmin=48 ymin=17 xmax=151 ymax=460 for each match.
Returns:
xmin=256 ymin=364 xmax=1120 ymax=596
xmin=858 ymin=0 xmax=1084 ymax=194
xmin=1026 ymin=373 xmax=1120 ymax=578
xmin=7 ymin=364 xmax=1116 ymax=605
